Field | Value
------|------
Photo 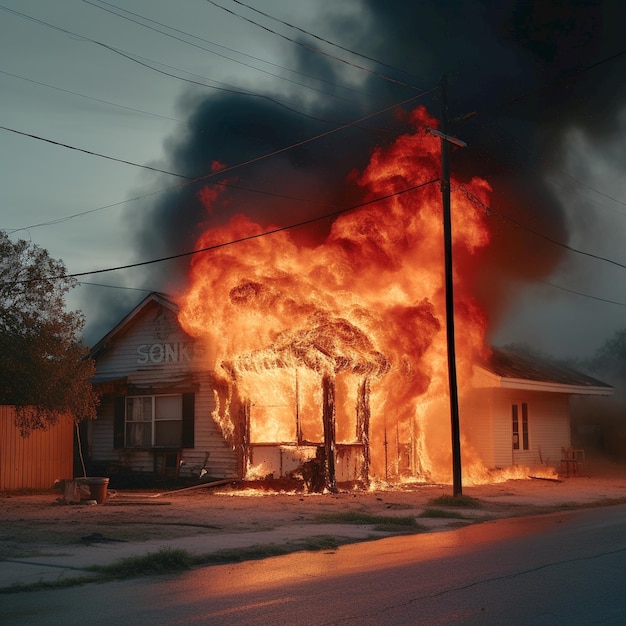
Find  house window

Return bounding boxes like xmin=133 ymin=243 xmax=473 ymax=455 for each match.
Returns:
xmin=126 ymin=395 xmax=182 ymax=448
xmin=114 ymin=392 xmax=194 ymax=449
xmin=512 ymin=403 xmax=529 ymax=451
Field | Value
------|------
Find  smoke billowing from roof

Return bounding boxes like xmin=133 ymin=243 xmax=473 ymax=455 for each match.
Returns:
xmin=100 ymin=1 xmax=626 ymax=357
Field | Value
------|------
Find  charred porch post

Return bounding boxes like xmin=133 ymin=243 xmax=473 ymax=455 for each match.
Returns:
xmin=237 ymin=398 xmax=251 ymax=479
xmin=356 ymin=377 xmax=371 ymax=486
xmin=322 ymin=374 xmax=337 ymax=492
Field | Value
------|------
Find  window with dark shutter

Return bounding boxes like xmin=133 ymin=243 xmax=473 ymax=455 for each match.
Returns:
xmin=118 ymin=392 xmax=194 ymax=449
xmin=114 ymin=396 xmax=126 ymax=449
xmin=182 ymin=392 xmax=195 ymax=448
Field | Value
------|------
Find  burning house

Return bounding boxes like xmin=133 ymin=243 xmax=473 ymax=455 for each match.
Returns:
xmin=87 ymin=292 xmax=611 ymax=488
xmin=87 ymin=106 xmax=614 ymax=488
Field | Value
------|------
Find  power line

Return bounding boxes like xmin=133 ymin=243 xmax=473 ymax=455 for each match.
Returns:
xmin=81 ymin=0 xmax=373 ymax=100
xmin=10 ymin=178 xmax=440 ymax=284
xmin=227 ymin=0 xmax=419 ymax=83
xmin=4 ymin=188 xmax=176 ymax=235
xmin=3 ymin=177 xmax=346 ymax=234
xmin=3 ymin=88 xmax=435 ymax=232
xmin=0 ymin=125 xmax=190 ymax=179
xmin=0 ymin=5 xmax=346 ymax=124
xmin=454 ymin=46 xmax=626 ymax=123
xmin=458 ymin=184 xmax=626 ymax=271
xmin=539 ymin=279 xmax=626 ymax=308
xmin=77 ymin=281 xmax=155 ymax=293
xmin=205 ymin=0 xmax=422 ymax=92
xmin=0 ymin=69 xmax=181 ymax=123
xmin=559 ymin=169 xmax=626 ymax=210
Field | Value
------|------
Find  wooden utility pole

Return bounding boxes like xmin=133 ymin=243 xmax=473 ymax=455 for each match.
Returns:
xmin=439 ymin=76 xmax=463 ymax=497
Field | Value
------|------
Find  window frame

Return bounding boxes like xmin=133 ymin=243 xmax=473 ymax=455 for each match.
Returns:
xmin=512 ymin=402 xmax=529 ymax=451
xmin=114 ymin=392 xmax=194 ymax=450
xmin=125 ymin=394 xmax=183 ymax=449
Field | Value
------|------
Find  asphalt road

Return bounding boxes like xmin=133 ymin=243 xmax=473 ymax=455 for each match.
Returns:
xmin=2 ymin=504 xmax=626 ymax=625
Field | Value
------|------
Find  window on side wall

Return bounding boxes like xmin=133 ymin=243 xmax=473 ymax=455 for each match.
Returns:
xmin=512 ymin=402 xmax=529 ymax=451
xmin=114 ymin=393 xmax=194 ymax=449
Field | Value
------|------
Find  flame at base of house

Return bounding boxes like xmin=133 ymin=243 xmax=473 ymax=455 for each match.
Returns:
xmin=213 ymin=463 xmax=559 ymax=499
xmin=242 ymin=443 xmax=559 ymax=492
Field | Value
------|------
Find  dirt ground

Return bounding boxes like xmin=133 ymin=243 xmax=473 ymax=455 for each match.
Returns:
xmin=2 ymin=460 xmax=626 ymax=559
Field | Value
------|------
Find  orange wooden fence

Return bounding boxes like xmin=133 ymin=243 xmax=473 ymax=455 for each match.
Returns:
xmin=0 ymin=405 xmax=74 ymax=491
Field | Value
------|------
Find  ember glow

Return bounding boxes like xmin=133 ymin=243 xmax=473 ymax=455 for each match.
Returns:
xmin=178 ymin=106 xmax=502 ymax=486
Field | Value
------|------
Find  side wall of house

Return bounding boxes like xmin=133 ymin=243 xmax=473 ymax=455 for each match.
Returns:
xmin=492 ymin=389 xmax=571 ymax=469
xmin=90 ymin=302 xmax=238 ymax=480
xmin=461 ymin=387 xmax=495 ymax=469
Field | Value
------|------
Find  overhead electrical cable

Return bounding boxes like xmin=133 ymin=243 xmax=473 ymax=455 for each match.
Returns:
xmin=0 ymin=69 xmax=181 ymax=123
xmin=559 ymin=170 xmax=626 ymax=209
xmin=9 ymin=179 xmax=440 ymax=284
xmin=75 ymin=276 xmax=626 ymax=308
xmin=453 ymin=47 xmax=626 ymax=123
xmin=458 ymin=184 xmax=626 ymax=271
xmin=227 ymin=0 xmax=419 ymax=83
xmin=77 ymin=281 xmax=155 ymax=293
xmin=3 ymin=177 xmax=346 ymax=234
xmin=538 ymin=279 xmax=626 ymax=308
xmin=205 ymin=0 xmax=423 ymax=92
xmin=2 ymin=88 xmax=436 ymax=232
xmin=449 ymin=112 xmax=626 ymax=218
xmin=4 ymin=189 xmax=171 ymax=234
xmin=0 ymin=125 xmax=193 ymax=179
xmin=79 ymin=0 xmax=356 ymax=104
xmin=0 ymin=5 xmax=349 ymax=124
xmin=81 ymin=0 xmax=373 ymax=99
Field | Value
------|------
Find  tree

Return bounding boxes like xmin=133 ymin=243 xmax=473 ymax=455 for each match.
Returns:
xmin=0 ymin=232 xmax=98 ymax=434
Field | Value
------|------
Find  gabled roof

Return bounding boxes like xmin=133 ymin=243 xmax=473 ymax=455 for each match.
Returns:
xmin=89 ymin=292 xmax=178 ymax=358
xmin=476 ymin=347 xmax=613 ymax=395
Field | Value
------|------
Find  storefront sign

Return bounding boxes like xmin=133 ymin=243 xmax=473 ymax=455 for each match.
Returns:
xmin=136 ymin=342 xmax=195 ymax=365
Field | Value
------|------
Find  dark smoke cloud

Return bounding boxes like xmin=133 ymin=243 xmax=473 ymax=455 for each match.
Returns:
xmin=89 ymin=0 xmax=626 ymax=350
xmin=357 ymin=0 xmax=626 ymax=334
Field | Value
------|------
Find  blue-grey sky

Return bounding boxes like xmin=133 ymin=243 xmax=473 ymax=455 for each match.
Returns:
xmin=2 ymin=0 xmax=626 ymax=361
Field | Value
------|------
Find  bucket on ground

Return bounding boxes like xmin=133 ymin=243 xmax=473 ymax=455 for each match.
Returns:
xmin=77 ymin=477 xmax=110 ymax=503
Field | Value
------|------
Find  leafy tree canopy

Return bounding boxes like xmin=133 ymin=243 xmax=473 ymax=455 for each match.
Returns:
xmin=0 ymin=232 xmax=98 ymax=434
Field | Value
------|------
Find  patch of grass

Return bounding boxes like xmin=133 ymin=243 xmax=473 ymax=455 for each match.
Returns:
xmin=373 ymin=522 xmax=427 ymax=532
xmin=557 ymin=497 xmax=626 ymax=511
xmin=419 ymin=508 xmax=466 ymax=519
xmin=315 ymin=511 xmax=420 ymax=527
xmin=427 ymin=494 xmax=482 ymax=509
xmin=195 ymin=535 xmax=345 ymax=565
xmin=193 ymin=544 xmax=291 ymax=565
xmin=90 ymin=547 xmax=194 ymax=579
xmin=1 ymin=537 xmax=362 ymax=594
xmin=294 ymin=535 xmax=344 ymax=550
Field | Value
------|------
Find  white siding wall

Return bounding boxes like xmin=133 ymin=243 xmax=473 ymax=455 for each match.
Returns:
xmin=181 ymin=372 xmax=238 ymax=479
xmin=93 ymin=304 xmax=192 ymax=383
xmin=461 ymin=388 xmax=495 ymax=468
xmin=91 ymin=300 xmax=238 ymax=479
xmin=492 ymin=390 xmax=514 ymax=468
xmin=492 ymin=390 xmax=571 ymax=469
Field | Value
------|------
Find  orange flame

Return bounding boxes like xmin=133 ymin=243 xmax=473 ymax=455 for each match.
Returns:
xmin=178 ymin=106 xmax=492 ymax=483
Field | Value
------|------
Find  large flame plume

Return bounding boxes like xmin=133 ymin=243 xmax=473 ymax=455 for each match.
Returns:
xmin=179 ymin=106 xmax=493 ymax=483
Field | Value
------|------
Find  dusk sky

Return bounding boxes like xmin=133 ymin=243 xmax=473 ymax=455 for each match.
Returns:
xmin=2 ymin=0 xmax=626 ymax=360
